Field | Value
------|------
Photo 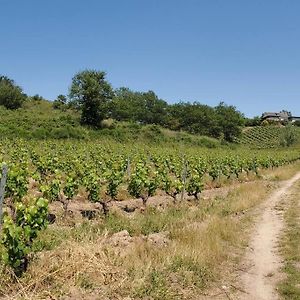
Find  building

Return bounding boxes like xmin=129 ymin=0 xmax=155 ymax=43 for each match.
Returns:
xmin=291 ymin=116 xmax=300 ymax=123
xmin=261 ymin=111 xmax=300 ymax=123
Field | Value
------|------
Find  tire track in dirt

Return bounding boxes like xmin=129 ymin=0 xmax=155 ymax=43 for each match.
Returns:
xmin=238 ymin=172 xmax=300 ymax=300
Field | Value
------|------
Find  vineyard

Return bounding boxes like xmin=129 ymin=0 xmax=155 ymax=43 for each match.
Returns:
xmin=1 ymin=140 xmax=300 ymax=214
xmin=3 ymin=1 xmax=300 ymax=297
xmin=1 ymin=139 xmax=300 ymax=206
xmin=1 ymin=138 xmax=300 ymax=297
xmin=239 ymin=126 xmax=300 ymax=148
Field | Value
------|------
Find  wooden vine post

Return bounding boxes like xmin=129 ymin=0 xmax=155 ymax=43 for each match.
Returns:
xmin=127 ymin=156 xmax=131 ymax=177
xmin=0 ymin=164 xmax=8 ymax=231
xmin=180 ymin=159 xmax=188 ymax=202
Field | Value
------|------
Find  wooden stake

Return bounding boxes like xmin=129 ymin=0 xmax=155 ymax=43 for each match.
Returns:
xmin=0 ymin=164 xmax=8 ymax=230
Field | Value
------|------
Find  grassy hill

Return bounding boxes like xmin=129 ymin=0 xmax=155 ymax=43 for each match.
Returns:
xmin=3 ymin=101 xmax=300 ymax=149
xmin=0 ymin=100 xmax=84 ymax=139
xmin=0 ymin=100 xmax=221 ymax=148
xmin=238 ymin=126 xmax=300 ymax=148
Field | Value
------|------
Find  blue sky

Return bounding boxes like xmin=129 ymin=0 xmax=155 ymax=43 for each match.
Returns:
xmin=1 ymin=0 xmax=300 ymax=117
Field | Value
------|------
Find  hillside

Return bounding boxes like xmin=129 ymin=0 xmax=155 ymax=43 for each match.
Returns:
xmin=239 ymin=126 xmax=300 ymax=148
xmin=0 ymin=100 xmax=221 ymax=148
xmin=2 ymin=101 xmax=300 ymax=150
xmin=0 ymin=100 xmax=84 ymax=139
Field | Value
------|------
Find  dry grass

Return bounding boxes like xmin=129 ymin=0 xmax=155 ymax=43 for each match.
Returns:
xmin=1 ymin=163 xmax=299 ymax=299
xmin=260 ymin=161 xmax=300 ymax=181
xmin=203 ymin=161 xmax=300 ymax=189
xmin=278 ymin=180 xmax=300 ymax=299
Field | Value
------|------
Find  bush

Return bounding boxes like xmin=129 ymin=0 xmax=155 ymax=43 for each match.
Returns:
xmin=280 ymin=124 xmax=297 ymax=147
xmin=0 ymin=76 xmax=27 ymax=109
xmin=51 ymin=126 xmax=86 ymax=139
xmin=32 ymin=127 xmax=49 ymax=139
xmin=261 ymin=120 xmax=270 ymax=126
xmin=294 ymin=120 xmax=300 ymax=127
xmin=142 ymin=125 xmax=164 ymax=142
xmin=100 ymin=118 xmax=116 ymax=129
xmin=198 ymin=137 xmax=218 ymax=148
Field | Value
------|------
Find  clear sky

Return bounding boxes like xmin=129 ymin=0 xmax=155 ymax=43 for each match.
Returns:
xmin=1 ymin=0 xmax=300 ymax=117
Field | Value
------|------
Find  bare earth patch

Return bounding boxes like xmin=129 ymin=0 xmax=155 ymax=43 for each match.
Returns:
xmin=236 ymin=172 xmax=300 ymax=300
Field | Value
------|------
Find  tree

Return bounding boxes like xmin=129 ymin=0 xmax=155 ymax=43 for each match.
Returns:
xmin=0 ymin=76 xmax=27 ymax=109
xmin=57 ymin=94 xmax=67 ymax=104
xmin=166 ymin=102 xmax=219 ymax=136
xmin=53 ymin=94 xmax=67 ymax=110
xmin=110 ymin=88 xmax=168 ymax=125
xmin=245 ymin=116 xmax=261 ymax=127
xmin=141 ymin=90 xmax=168 ymax=125
xmin=294 ymin=120 xmax=300 ymax=127
xmin=214 ymin=102 xmax=245 ymax=142
xmin=280 ymin=124 xmax=297 ymax=147
xmin=30 ymin=94 xmax=44 ymax=102
xmin=110 ymin=88 xmax=144 ymax=121
xmin=69 ymin=70 xmax=114 ymax=127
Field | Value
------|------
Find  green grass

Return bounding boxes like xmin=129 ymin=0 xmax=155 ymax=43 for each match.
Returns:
xmin=0 ymin=100 xmax=86 ymax=139
xmin=0 ymin=100 xmax=222 ymax=148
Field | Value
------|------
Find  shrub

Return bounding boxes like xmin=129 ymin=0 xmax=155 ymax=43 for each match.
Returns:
xmin=280 ymin=124 xmax=297 ymax=147
xmin=100 ymin=118 xmax=116 ymax=129
xmin=0 ymin=76 xmax=27 ymax=109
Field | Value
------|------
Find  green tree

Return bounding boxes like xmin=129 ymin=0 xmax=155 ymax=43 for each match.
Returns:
xmin=245 ymin=116 xmax=261 ymax=126
xmin=57 ymin=94 xmax=67 ymax=104
xmin=294 ymin=120 xmax=300 ymax=127
xmin=214 ymin=102 xmax=245 ymax=142
xmin=280 ymin=124 xmax=297 ymax=147
xmin=69 ymin=70 xmax=114 ymax=127
xmin=110 ymin=88 xmax=167 ymax=125
xmin=30 ymin=94 xmax=44 ymax=102
xmin=166 ymin=102 xmax=219 ymax=136
xmin=53 ymin=94 xmax=67 ymax=110
xmin=141 ymin=90 xmax=168 ymax=125
xmin=0 ymin=76 xmax=27 ymax=109
xmin=110 ymin=87 xmax=144 ymax=121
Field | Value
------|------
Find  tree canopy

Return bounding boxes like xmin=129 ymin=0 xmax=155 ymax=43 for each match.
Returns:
xmin=214 ymin=102 xmax=245 ymax=142
xmin=69 ymin=70 xmax=114 ymax=127
xmin=0 ymin=76 xmax=27 ymax=109
xmin=110 ymin=88 xmax=167 ymax=125
xmin=0 ymin=72 xmax=247 ymax=142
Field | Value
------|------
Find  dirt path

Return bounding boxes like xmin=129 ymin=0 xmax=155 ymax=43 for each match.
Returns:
xmin=238 ymin=172 xmax=300 ymax=300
